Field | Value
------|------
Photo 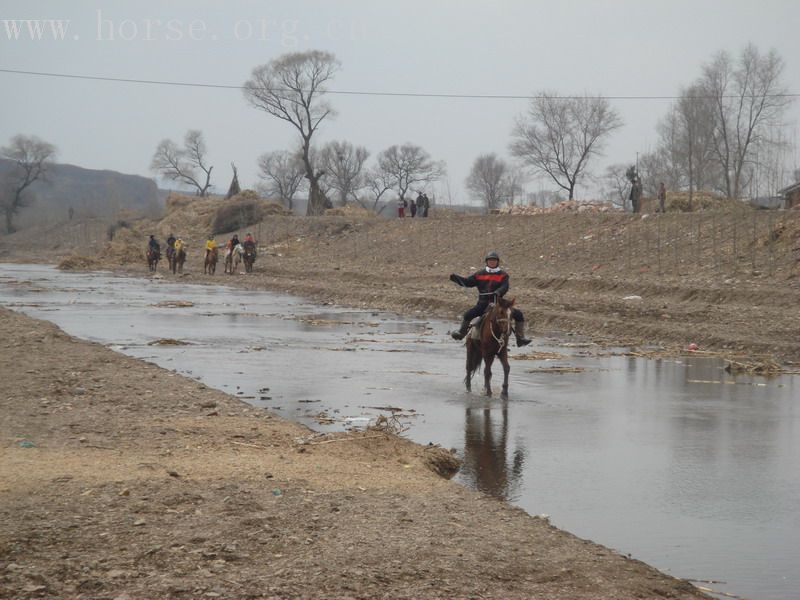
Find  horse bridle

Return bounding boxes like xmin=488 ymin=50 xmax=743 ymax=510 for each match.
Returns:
xmin=488 ymin=304 xmax=512 ymax=350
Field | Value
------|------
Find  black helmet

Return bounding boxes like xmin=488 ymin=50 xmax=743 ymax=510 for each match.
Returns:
xmin=485 ymin=251 xmax=500 ymax=263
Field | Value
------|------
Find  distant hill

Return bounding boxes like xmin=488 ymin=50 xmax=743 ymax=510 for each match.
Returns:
xmin=0 ymin=159 xmax=163 ymax=229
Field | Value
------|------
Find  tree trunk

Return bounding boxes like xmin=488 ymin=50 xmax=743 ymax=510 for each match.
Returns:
xmin=688 ymin=145 xmax=694 ymax=211
xmin=5 ymin=208 xmax=15 ymax=234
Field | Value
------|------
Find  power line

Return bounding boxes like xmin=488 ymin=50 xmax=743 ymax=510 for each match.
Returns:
xmin=1 ymin=67 xmax=799 ymax=100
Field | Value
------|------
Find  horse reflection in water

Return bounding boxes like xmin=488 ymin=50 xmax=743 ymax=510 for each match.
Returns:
xmin=464 ymin=297 xmax=515 ymax=399
xmin=462 ymin=405 xmax=526 ymax=500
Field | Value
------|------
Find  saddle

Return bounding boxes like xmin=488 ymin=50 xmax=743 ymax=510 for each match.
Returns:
xmin=468 ymin=315 xmax=484 ymax=340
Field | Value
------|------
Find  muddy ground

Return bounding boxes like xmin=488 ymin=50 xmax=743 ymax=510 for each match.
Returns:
xmin=0 ymin=307 xmax=709 ymax=599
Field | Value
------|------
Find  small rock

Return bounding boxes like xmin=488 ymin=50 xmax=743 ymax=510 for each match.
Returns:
xmin=74 ymin=387 xmax=87 ymax=395
xmin=133 ymin=519 xmax=146 ymax=526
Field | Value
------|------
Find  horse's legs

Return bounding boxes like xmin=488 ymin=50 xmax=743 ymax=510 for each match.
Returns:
xmin=465 ymin=344 xmax=473 ymax=392
xmin=483 ymin=353 xmax=494 ymax=397
xmin=499 ymin=349 xmax=511 ymax=400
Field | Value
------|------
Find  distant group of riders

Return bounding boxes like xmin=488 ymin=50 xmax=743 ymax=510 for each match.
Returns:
xmin=146 ymin=232 xmax=257 ymax=275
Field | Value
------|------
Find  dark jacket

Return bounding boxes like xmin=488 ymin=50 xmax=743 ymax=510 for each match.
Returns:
xmin=450 ymin=268 xmax=509 ymax=304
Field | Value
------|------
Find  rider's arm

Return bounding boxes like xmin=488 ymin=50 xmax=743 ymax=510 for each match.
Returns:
xmin=449 ymin=273 xmax=477 ymax=287
xmin=495 ymin=274 xmax=510 ymax=297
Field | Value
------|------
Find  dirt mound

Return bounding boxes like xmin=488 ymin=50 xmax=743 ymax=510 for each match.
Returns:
xmin=324 ymin=203 xmax=376 ymax=218
xmin=211 ymin=194 xmax=291 ymax=235
xmin=103 ymin=227 xmax=147 ymax=264
xmin=57 ymin=254 xmax=102 ymax=270
xmin=160 ymin=193 xmax=219 ymax=237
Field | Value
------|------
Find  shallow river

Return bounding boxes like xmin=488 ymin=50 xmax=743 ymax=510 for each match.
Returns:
xmin=1 ymin=264 xmax=798 ymax=600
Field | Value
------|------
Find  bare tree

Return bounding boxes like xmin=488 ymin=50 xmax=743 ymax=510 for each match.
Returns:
xmin=675 ymin=84 xmax=719 ymax=207
xmin=243 ymin=51 xmax=340 ymax=216
xmin=256 ymin=150 xmax=306 ymax=211
xmin=511 ymin=92 xmax=623 ymax=200
xmin=700 ymin=44 xmax=791 ymax=198
xmin=318 ymin=141 xmax=369 ymax=206
xmin=375 ymin=143 xmax=445 ymax=202
xmin=150 ymin=129 xmax=214 ymax=196
xmin=465 ymin=153 xmax=509 ymax=210
xmin=504 ymin=167 xmax=528 ymax=206
xmin=603 ymin=163 xmax=632 ymax=210
xmin=363 ymin=166 xmax=394 ymax=214
xmin=0 ymin=134 xmax=57 ymax=233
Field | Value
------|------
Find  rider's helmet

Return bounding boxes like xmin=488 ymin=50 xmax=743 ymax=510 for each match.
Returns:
xmin=485 ymin=251 xmax=500 ymax=264
xmin=149 ymin=234 xmax=155 ymax=240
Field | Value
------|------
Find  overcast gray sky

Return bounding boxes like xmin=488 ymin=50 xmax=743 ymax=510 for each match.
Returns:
xmin=2 ymin=0 xmax=799 ymax=203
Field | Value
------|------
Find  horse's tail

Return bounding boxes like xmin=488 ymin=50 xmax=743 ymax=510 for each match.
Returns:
xmin=464 ymin=339 xmax=482 ymax=386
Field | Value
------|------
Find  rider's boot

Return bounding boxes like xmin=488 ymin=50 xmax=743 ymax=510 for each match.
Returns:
xmin=450 ymin=319 xmax=470 ymax=340
xmin=514 ymin=320 xmax=532 ymax=347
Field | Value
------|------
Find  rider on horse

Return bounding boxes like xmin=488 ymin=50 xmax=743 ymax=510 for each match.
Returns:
xmin=229 ymin=233 xmax=240 ymax=251
xmin=449 ymin=251 xmax=532 ymax=347
xmin=243 ymin=232 xmax=256 ymax=254
xmin=205 ymin=235 xmax=217 ymax=260
xmin=148 ymin=235 xmax=160 ymax=257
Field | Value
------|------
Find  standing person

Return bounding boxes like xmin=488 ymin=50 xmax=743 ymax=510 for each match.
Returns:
xmin=416 ymin=192 xmax=424 ymax=218
xmin=411 ymin=192 xmax=423 ymax=219
xmin=397 ymin=197 xmax=406 ymax=218
xmin=657 ymin=182 xmax=666 ymax=213
xmin=422 ymin=193 xmax=430 ymax=217
xmin=448 ymin=251 xmax=532 ymax=347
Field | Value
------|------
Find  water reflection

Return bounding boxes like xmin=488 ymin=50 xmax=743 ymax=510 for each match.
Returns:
xmin=461 ymin=403 xmax=526 ymax=501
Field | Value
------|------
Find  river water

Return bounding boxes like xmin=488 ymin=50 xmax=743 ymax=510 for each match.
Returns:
xmin=1 ymin=264 xmax=797 ymax=600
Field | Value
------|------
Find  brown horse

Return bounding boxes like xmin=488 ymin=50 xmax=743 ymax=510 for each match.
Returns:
xmin=172 ymin=248 xmax=186 ymax=274
xmin=242 ymin=244 xmax=256 ymax=273
xmin=146 ymin=248 xmax=160 ymax=272
xmin=464 ymin=297 xmax=515 ymax=399
xmin=204 ymin=247 xmax=218 ymax=275
xmin=165 ymin=246 xmax=175 ymax=272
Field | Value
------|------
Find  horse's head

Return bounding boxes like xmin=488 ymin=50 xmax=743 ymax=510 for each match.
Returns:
xmin=487 ymin=296 xmax=514 ymax=336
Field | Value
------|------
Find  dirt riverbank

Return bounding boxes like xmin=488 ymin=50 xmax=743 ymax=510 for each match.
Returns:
xmin=0 ymin=306 xmax=712 ymax=599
